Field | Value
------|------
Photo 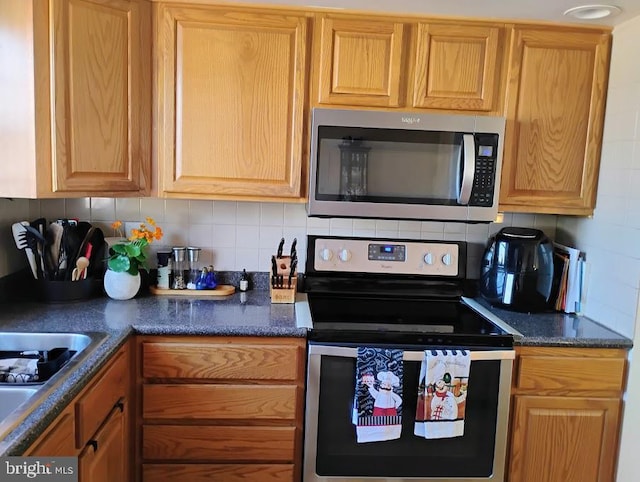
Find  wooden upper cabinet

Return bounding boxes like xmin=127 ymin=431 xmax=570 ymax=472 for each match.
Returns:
xmin=156 ymin=4 xmax=309 ymax=200
xmin=314 ymin=15 xmax=406 ymax=107
xmin=0 ymin=0 xmax=151 ymax=198
xmin=51 ymin=0 xmax=150 ymax=194
xmin=412 ymin=23 xmax=503 ymax=111
xmin=499 ymin=27 xmax=611 ymax=215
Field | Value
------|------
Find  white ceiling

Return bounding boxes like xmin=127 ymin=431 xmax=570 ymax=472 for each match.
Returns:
xmin=238 ymin=0 xmax=640 ymax=27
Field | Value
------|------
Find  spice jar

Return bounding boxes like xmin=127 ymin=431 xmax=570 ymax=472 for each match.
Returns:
xmin=171 ymin=247 xmax=186 ymax=290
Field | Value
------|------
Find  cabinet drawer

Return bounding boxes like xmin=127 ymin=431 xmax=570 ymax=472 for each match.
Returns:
xmin=143 ymin=384 xmax=297 ymax=420
xmin=517 ymin=355 xmax=626 ymax=391
xmin=143 ymin=425 xmax=296 ymax=461
xmin=143 ymin=463 xmax=294 ymax=482
xmin=75 ymin=346 xmax=129 ymax=448
xmin=142 ymin=342 xmax=302 ymax=380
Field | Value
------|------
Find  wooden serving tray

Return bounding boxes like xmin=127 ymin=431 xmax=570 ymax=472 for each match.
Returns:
xmin=149 ymin=285 xmax=236 ymax=297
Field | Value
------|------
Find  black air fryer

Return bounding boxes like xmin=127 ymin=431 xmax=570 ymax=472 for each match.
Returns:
xmin=480 ymin=227 xmax=554 ymax=312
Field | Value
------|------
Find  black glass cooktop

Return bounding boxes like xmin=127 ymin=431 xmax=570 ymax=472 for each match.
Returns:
xmin=306 ymin=293 xmax=513 ymax=348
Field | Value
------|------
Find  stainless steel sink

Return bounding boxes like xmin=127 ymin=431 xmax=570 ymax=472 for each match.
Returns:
xmin=0 ymin=332 xmax=92 ymax=353
xmin=0 ymin=331 xmax=108 ymax=442
xmin=0 ymin=387 xmax=38 ymax=423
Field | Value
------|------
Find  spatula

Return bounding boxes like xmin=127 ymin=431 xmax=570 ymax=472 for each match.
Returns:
xmin=11 ymin=222 xmax=38 ymax=279
xmin=45 ymin=222 xmax=64 ymax=280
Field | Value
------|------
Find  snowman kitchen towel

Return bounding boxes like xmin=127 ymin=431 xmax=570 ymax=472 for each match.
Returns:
xmin=414 ymin=349 xmax=470 ymax=439
xmin=352 ymin=347 xmax=403 ymax=443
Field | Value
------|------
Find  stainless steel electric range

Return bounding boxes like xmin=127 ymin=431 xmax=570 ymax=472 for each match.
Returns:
xmin=301 ymin=235 xmax=516 ymax=482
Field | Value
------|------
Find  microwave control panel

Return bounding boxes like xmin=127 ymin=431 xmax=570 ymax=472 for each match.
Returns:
xmin=313 ymin=237 xmax=459 ymax=277
xmin=470 ymin=133 xmax=499 ymax=207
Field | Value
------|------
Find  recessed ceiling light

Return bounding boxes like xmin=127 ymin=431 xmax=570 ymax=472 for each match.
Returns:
xmin=563 ymin=4 xmax=622 ymax=20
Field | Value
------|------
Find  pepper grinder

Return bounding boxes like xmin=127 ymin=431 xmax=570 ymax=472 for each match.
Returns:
xmin=186 ymin=247 xmax=202 ymax=290
xmin=171 ymin=247 xmax=187 ymax=290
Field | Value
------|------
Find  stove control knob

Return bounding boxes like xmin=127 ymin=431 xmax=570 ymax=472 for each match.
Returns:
xmin=319 ymin=248 xmax=333 ymax=261
xmin=423 ymin=253 xmax=434 ymax=265
xmin=441 ymin=253 xmax=453 ymax=266
xmin=338 ymin=249 xmax=352 ymax=262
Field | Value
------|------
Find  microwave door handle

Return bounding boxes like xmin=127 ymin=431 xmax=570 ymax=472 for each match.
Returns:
xmin=457 ymin=134 xmax=476 ymax=204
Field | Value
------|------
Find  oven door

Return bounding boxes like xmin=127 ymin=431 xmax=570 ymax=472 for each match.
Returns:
xmin=303 ymin=344 xmax=514 ymax=482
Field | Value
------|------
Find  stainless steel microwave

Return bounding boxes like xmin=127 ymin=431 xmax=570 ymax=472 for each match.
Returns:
xmin=307 ymin=108 xmax=506 ymax=223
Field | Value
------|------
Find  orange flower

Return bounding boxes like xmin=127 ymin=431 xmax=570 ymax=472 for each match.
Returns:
xmin=108 ymin=217 xmax=163 ymax=274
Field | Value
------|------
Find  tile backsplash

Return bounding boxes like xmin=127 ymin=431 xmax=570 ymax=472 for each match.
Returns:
xmin=1 ymin=197 xmax=557 ymax=279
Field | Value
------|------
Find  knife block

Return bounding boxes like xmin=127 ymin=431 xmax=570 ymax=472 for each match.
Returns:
xmin=270 ymin=255 xmax=297 ymax=304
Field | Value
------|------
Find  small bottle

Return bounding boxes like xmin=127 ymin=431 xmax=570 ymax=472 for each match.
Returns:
xmin=205 ymin=265 xmax=217 ymax=289
xmin=240 ymin=269 xmax=249 ymax=292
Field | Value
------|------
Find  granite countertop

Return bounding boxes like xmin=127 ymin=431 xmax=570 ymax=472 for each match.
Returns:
xmin=0 ymin=288 xmax=632 ymax=455
xmin=0 ymin=289 xmax=307 ymax=456
xmin=467 ymin=297 xmax=633 ymax=349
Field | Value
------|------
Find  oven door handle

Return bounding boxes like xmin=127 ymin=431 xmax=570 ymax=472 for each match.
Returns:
xmin=308 ymin=345 xmax=515 ymax=361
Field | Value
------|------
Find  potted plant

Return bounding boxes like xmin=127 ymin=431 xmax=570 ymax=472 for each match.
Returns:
xmin=104 ymin=218 xmax=163 ymax=300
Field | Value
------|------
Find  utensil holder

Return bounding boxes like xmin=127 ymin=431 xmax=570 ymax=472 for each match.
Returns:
xmin=37 ymin=278 xmax=101 ymax=303
xmin=270 ymin=255 xmax=297 ymax=304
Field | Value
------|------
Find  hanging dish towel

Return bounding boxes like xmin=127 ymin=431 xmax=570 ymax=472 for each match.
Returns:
xmin=352 ymin=347 xmax=403 ymax=443
xmin=414 ymin=349 xmax=470 ymax=439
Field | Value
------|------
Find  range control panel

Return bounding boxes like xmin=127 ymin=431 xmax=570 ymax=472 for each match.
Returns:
xmin=312 ymin=237 xmax=460 ymax=277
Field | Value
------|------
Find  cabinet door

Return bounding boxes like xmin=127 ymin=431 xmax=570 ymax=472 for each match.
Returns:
xmin=157 ymin=5 xmax=308 ymax=199
xmin=509 ymin=395 xmax=621 ymax=482
xmin=25 ymin=405 xmax=76 ymax=456
xmin=500 ymin=28 xmax=610 ymax=215
xmin=79 ymin=401 xmax=127 ymax=482
xmin=412 ymin=23 xmax=502 ymax=111
xmin=314 ymin=15 xmax=406 ymax=107
xmin=51 ymin=0 xmax=150 ymax=194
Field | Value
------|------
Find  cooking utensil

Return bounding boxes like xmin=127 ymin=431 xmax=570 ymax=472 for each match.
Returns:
xmin=277 ymin=238 xmax=285 ymax=258
xmin=72 ymin=257 xmax=90 ymax=281
xmin=45 ymin=223 xmax=64 ymax=280
xmin=290 ymin=238 xmax=297 ymax=258
xmin=11 ymin=222 xmax=38 ymax=279
xmin=23 ymin=225 xmax=46 ymax=280
xmin=61 ymin=223 xmax=83 ymax=280
xmin=30 ymin=218 xmax=47 ymax=275
xmin=271 ymin=255 xmax=278 ymax=288
xmin=288 ymin=258 xmax=297 ymax=288
xmin=71 ymin=226 xmax=96 ymax=274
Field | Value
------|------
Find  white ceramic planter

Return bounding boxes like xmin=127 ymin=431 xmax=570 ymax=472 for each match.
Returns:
xmin=103 ymin=269 xmax=141 ymax=300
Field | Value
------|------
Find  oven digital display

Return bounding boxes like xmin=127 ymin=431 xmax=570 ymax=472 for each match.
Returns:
xmin=478 ymin=145 xmax=494 ymax=157
xmin=368 ymin=243 xmax=406 ymax=262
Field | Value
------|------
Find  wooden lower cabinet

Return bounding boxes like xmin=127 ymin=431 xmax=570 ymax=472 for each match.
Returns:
xmin=25 ymin=342 xmax=132 ymax=482
xmin=79 ymin=402 xmax=127 ymax=482
xmin=24 ymin=405 xmax=76 ymax=457
xmin=142 ymin=463 xmax=294 ymax=482
xmin=508 ymin=347 xmax=626 ymax=482
xmin=136 ymin=336 xmax=306 ymax=482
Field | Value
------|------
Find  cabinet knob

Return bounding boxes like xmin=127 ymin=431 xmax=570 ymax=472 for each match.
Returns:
xmin=87 ymin=439 xmax=98 ymax=452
